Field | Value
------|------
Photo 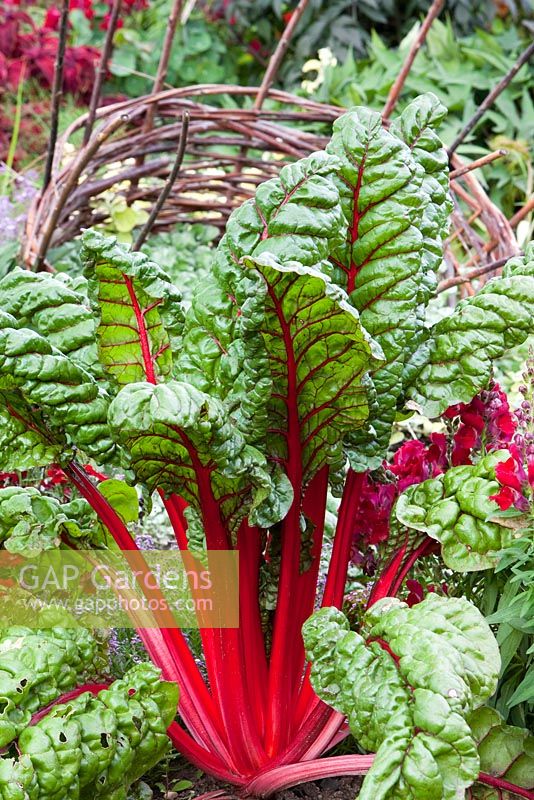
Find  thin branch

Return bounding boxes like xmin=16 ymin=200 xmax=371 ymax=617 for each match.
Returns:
xmin=35 ymin=114 xmax=129 ymax=269
xmin=83 ymin=0 xmax=122 ymax=146
xmin=132 ymin=111 xmax=189 ymax=251
xmin=437 ymin=255 xmax=515 ymax=292
xmin=510 ymin=196 xmax=534 ymax=228
xmin=128 ymin=0 xmax=182 ymax=202
xmin=449 ymin=40 xmax=534 ymax=154
xmin=254 ymin=0 xmax=310 ymax=110
xmin=42 ymin=0 xmax=69 ymax=191
xmin=449 ymin=149 xmax=507 ymax=180
xmin=144 ymin=0 xmax=182 ymax=133
xmin=382 ymin=0 xmax=445 ymax=120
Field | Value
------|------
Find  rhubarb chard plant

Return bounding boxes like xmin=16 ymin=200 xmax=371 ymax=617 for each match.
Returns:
xmin=0 ymin=93 xmax=533 ymax=798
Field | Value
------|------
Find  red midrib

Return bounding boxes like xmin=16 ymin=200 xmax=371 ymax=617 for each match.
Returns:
xmin=29 ymin=683 xmax=110 ymax=726
xmin=259 ymin=174 xmax=309 ymax=240
xmin=123 ymin=273 xmax=157 ymax=384
xmin=367 ymin=636 xmax=400 ymax=666
xmin=264 ymin=280 xmax=304 ymax=754
xmin=347 ymin=153 xmax=367 ymax=295
xmin=266 ymin=283 xmax=301 ymax=483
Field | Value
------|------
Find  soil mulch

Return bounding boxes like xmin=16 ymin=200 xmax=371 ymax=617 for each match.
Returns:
xmin=152 ymin=759 xmax=363 ymax=800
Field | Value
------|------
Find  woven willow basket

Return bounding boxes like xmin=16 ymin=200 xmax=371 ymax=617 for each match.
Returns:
xmin=22 ymin=0 xmax=523 ymax=297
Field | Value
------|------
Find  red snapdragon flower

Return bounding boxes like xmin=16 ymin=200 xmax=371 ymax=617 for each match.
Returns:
xmin=123 ymin=0 xmax=149 ymax=8
xmin=100 ymin=12 xmax=124 ymax=29
xmin=82 ymin=464 xmax=109 ymax=482
xmin=444 ymin=383 xmax=516 ymax=465
xmin=389 ymin=438 xmax=446 ymax=491
xmin=0 ymin=471 xmax=20 ymax=486
xmin=352 ymin=384 xmax=522 ymax=563
xmin=43 ymin=7 xmax=61 ymax=30
xmin=490 ymin=444 xmax=532 ymax=511
xmin=406 ymin=579 xmax=448 ymax=607
xmin=352 ymin=437 xmax=448 ymax=565
xmin=70 ymin=0 xmax=95 ymax=20
xmin=42 ymin=467 xmax=68 ymax=486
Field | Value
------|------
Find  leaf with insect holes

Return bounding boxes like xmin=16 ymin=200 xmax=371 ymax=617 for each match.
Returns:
xmin=0 ymin=663 xmax=178 ymax=800
xmin=0 ymin=627 xmax=103 ymax=749
xmin=303 ymin=594 xmax=500 ymax=800
xmin=81 ymin=230 xmax=183 ymax=387
xmin=0 ymin=486 xmax=97 ymax=554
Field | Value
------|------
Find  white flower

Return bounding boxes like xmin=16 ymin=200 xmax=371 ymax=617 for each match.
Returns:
xmin=301 ymin=47 xmax=338 ymax=94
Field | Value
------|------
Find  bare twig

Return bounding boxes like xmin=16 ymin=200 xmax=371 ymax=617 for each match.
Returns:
xmin=128 ymin=0 xmax=182 ymax=201
xmin=509 ymin=196 xmax=534 ymax=228
xmin=449 ymin=40 xmax=534 ymax=154
xmin=42 ymin=0 xmax=70 ymax=191
xmin=35 ymin=114 xmax=129 ymax=269
xmin=382 ymin=0 xmax=445 ymax=120
xmin=144 ymin=0 xmax=183 ymax=132
xmin=83 ymin=0 xmax=122 ymax=146
xmin=254 ymin=0 xmax=310 ymax=110
xmin=132 ymin=111 xmax=190 ymax=251
xmin=437 ymin=255 xmax=514 ymax=292
xmin=449 ymin=149 xmax=507 ymax=180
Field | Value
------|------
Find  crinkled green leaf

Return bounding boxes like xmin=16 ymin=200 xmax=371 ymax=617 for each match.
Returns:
xmin=97 ymin=480 xmax=139 ymax=525
xmin=468 ymin=706 xmax=534 ymax=798
xmin=108 ymin=380 xmax=290 ymax=531
xmin=120 ymin=161 xmax=378 ymax=519
xmin=0 ymin=269 xmax=104 ymax=381
xmin=176 ymin=150 xmax=345 ymax=448
xmin=406 ymin=243 xmax=534 ymax=417
xmin=394 ymin=451 xmax=516 ymax=571
xmin=391 ymin=93 xmax=453 ymax=397
xmin=0 ymin=627 xmax=104 ymax=748
xmin=0 ymin=311 xmax=116 ymax=463
xmin=303 ymin=594 xmax=500 ymax=800
xmin=0 ymin=663 xmax=178 ymax=800
xmin=0 ymin=486 xmax=97 ymax=554
xmin=391 ymin=92 xmax=452 ymax=300
xmin=0 ymin=401 xmax=62 ymax=471
xmin=217 ymin=150 xmax=344 ymax=274
xmin=81 ymin=231 xmax=183 ymax=387
xmin=243 ymin=253 xmax=382 ymax=481
xmin=325 ymin=107 xmax=429 ymax=468
xmin=176 ymin=263 xmax=270 ymax=449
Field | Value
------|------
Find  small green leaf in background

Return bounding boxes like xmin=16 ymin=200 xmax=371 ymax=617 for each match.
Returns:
xmin=171 ymin=779 xmax=193 ymax=792
xmin=98 ymin=479 xmax=139 ymax=525
xmin=468 ymin=706 xmax=534 ymax=797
